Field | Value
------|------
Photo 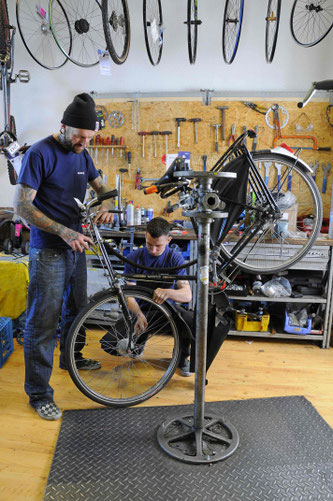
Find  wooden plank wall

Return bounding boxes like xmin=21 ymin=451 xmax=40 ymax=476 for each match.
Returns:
xmin=95 ymin=97 xmax=333 ymax=219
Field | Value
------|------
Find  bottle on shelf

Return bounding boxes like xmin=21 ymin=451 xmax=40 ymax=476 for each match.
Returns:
xmin=126 ymin=201 xmax=134 ymax=225
xmin=135 ymin=206 xmax=141 ymax=226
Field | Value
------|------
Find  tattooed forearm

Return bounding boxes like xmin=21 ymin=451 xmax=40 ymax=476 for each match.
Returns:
xmin=14 ymin=184 xmax=74 ymax=240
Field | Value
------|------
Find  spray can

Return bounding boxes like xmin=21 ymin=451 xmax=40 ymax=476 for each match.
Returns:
xmin=135 ymin=206 xmax=141 ymax=225
xmin=146 ymin=208 xmax=154 ymax=222
xmin=126 ymin=201 xmax=134 ymax=225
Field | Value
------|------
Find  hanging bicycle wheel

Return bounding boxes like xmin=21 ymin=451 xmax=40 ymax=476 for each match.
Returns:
xmin=49 ymin=0 xmax=105 ymax=67
xmin=185 ymin=0 xmax=201 ymax=64
xmin=222 ymin=0 xmax=244 ymax=64
xmin=217 ymin=151 xmax=322 ymax=274
xmin=143 ymin=0 xmax=163 ymax=66
xmin=265 ymin=0 xmax=281 ymax=62
xmin=290 ymin=0 xmax=333 ymax=47
xmin=0 ymin=0 xmax=9 ymax=57
xmin=66 ymin=287 xmax=181 ymax=407
xmin=102 ymin=0 xmax=130 ymax=65
xmin=16 ymin=0 xmax=70 ymax=70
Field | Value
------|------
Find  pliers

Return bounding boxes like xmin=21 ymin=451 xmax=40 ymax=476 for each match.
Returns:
xmin=228 ymin=124 xmax=236 ymax=146
xmin=242 ymin=101 xmax=268 ymax=115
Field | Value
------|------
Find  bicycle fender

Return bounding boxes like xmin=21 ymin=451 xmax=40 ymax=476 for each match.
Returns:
xmin=253 ymin=148 xmax=313 ymax=175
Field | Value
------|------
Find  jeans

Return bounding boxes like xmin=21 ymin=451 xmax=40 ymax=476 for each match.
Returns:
xmin=24 ymin=247 xmax=87 ymax=406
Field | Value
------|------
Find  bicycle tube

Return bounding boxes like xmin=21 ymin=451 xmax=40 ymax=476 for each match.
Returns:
xmin=216 ymin=150 xmax=323 ymax=274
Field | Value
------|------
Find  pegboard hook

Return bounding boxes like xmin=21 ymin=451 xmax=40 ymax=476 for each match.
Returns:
xmin=200 ymin=89 xmax=214 ymax=106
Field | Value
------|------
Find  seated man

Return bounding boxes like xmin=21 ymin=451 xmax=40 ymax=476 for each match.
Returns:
xmin=101 ymin=217 xmax=193 ymax=376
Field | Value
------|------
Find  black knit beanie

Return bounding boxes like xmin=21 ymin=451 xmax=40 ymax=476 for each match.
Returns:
xmin=61 ymin=93 xmax=98 ymax=131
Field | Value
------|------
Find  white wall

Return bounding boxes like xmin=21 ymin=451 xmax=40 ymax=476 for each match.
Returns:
xmin=1 ymin=0 xmax=332 ymax=206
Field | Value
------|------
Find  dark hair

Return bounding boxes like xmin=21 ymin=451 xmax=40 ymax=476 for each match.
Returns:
xmin=146 ymin=217 xmax=170 ymax=238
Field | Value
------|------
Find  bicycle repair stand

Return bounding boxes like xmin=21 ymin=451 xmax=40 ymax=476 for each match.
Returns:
xmin=157 ymin=170 xmax=240 ymax=464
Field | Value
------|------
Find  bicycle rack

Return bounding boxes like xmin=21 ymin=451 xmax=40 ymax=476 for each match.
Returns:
xmin=157 ymin=170 xmax=240 ymax=464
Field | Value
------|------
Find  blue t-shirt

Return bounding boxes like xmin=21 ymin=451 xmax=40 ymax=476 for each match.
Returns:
xmin=124 ymin=245 xmax=187 ymax=295
xmin=18 ymin=135 xmax=99 ymax=248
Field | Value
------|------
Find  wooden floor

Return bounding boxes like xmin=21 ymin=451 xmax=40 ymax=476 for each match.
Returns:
xmin=0 ymin=337 xmax=332 ymax=501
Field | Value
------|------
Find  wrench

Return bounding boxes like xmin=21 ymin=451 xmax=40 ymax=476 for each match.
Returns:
xmin=264 ymin=162 xmax=271 ymax=186
xmin=310 ymin=161 xmax=319 ymax=181
xmin=322 ymin=162 xmax=331 ymax=194
xmin=275 ymin=162 xmax=282 ymax=191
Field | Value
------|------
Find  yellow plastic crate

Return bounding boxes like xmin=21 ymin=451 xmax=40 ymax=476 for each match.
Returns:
xmin=235 ymin=312 xmax=270 ymax=332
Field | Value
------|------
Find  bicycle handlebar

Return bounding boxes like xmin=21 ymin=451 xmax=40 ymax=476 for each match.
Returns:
xmin=297 ymin=80 xmax=333 ymax=108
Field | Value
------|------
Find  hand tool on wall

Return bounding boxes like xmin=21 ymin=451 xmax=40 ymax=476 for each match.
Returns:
xmin=111 ymin=135 xmax=115 ymax=157
xmin=212 ymin=124 xmax=221 ymax=152
xmin=275 ymin=162 xmax=282 ymax=190
xmin=105 ymin=136 xmax=111 ymax=163
xmin=242 ymin=126 xmax=247 ymax=146
xmin=217 ymin=106 xmax=229 ymax=140
xmin=252 ymin=126 xmax=258 ymax=151
xmin=138 ymin=132 xmax=148 ymax=158
xmin=322 ymin=163 xmax=331 ymax=194
xmin=119 ymin=136 xmax=124 ymax=158
xmin=115 ymin=137 xmax=120 ymax=157
xmin=241 ymin=101 xmax=268 ymax=115
xmin=160 ymin=131 xmax=172 ymax=155
xmin=135 ymin=169 xmax=141 ymax=189
xmin=202 ymin=155 xmax=207 ymax=172
xmin=228 ymin=124 xmax=236 ymax=146
xmin=137 ymin=177 xmax=160 ymax=190
xmin=273 ymin=134 xmax=331 ymax=151
xmin=264 ymin=162 xmax=271 ymax=186
xmin=189 ymin=118 xmax=201 ymax=144
xmin=151 ymin=131 xmax=159 ymax=158
xmin=95 ymin=134 xmax=100 ymax=164
xmin=127 ymin=151 xmax=132 ymax=178
xmin=310 ymin=161 xmax=319 ymax=181
xmin=119 ymin=167 xmax=128 ymax=190
xmin=175 ymin=118 xmax=186 ymax=148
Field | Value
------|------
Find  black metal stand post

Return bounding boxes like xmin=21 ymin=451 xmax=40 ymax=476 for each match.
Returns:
xmin=157 ymin=171 xmax=240 ymax=463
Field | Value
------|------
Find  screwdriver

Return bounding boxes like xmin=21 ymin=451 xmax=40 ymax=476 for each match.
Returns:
xmin=127 ymin=151 xmax=132 ymax=178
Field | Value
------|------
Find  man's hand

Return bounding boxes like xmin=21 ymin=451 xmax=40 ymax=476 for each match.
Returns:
xmin=153 ymin=288 xmax=171 ymax=304
xmin=135 ymin=312 xmax=148 ymax=333
xmin=93 ymin=208 xmax=114 ymax=225
xmin=61 ymin=229 xmax=93 ymax=252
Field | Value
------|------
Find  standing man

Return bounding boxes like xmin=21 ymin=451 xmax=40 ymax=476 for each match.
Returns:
xmin=14 ymin=93 xmax=114 ymax=420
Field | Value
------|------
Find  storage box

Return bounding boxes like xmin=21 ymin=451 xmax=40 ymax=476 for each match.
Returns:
xmin=284 ymin=311 xmax=312 ymax=335
xmin=0 ymin=317 xmax=14 ymax=367
xmin=235 ymin=311 xmax=270 ymax=332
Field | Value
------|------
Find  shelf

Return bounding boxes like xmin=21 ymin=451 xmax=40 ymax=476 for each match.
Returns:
xmin=228 ymin=330 xmax=324 ymax=341
xmin=227 ymin=294 xmax=327 ymax=304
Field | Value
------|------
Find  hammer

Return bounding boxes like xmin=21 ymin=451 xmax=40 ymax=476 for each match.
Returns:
xmin=189 ymin=118 xmax=202 ymax=144
xmin=217 ymin=106 xmax=229 ymax=140
xmin=175 ymin=118 xmax=186 ymax=148
xmin=212 ymin=124 xmax=221 ymax=152
xmin=322 ymin=163 xmax=331 ymax=194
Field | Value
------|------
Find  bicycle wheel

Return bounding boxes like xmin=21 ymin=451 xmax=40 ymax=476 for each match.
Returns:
xmin=217 ymin=151 xmax=323 ymax=274
xmin=265 ymin=0 xmax=281 ymax=62
xmin=49 ymin=0 xmax=105 ymax=67
xmin=16 ymin=0 xmax=70 ymax=70
xmin=0 ymin=0 xmax=9 ymax=56
xmin=143 ymin=0 xmax=163 ymax=66
xmin=102 ymin=0 xmax=130 ymax=65
xmin=222 ymin=0 xmax=244 ymax=64
xmin=186 ymin=0 xmax=201 ymax=64
xmin=290 ymin=0 xmax=333 ymax=47
xmin=66 ymin=287 xmax=181 ymax=407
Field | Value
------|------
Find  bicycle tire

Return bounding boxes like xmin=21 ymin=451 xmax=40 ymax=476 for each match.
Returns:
xmin=265 ymin=0 xmax=281 ymax=62
xmin=222 ymin=0 xmax=244 ymax=64
xmin=143 ymin=0 xmax=163 ymax=66
xmin=290 ymin=0 xmax=333 ymax=47
xmin=49 ymin=0 xmax=104 ymax=67
xmin=66 ymin=287 xmax=181 ymax=407
xmin=0 ymin=0 xmax=9 ymax=55
xmin=217 ymin=151 xmax=323 ymax=274
xmin=102 ymin=0 xmax=130 ymax=65
xmin=16 ymin=0 xmax=69 ymax=70
xmin=186 ymin=0 xmax=201 ymax=64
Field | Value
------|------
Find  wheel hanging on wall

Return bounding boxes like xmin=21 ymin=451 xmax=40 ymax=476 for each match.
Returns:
xmin=102 ymin=0 xmax=130 ymax=65
xmin=185 ymin=0 xmax=202 ymax=64
xmin=222 ymin=0 xmax=244 ymax=64
xmin=143 ymin=0 xmax=163 ymax=66
xmin=290 ymin=0 xmax=333 ymax=47
xmin=265 ymin=0 xmax=281 ymax=63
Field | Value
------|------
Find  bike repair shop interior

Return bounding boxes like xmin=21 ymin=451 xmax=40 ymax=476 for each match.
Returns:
xmin=1 ymin=2 xmax=333 ymax=500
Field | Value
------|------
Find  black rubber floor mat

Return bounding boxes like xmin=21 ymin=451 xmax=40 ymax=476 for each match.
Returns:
xmin=44 ymin=396 xmax=333 ymax=501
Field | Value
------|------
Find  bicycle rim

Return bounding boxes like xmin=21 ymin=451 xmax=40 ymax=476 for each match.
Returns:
xmin=265 ymin=0 xmax=281 ymax=62
xmin=49 ymin=0 xmax=105 ymax=67
xmin=222 ymin=0 xmax=244 ymax=64
xmin=217 ymin=151 xmax=323 ymax=274
xmin=0 ymin=0 xmax=9 ymax=55
xmin=187 ymin=0 xmax=198 ymax=64
xmin=16 ymin=0 xmax=69 ymax=70
xmin=143 ymin=0 xmax=163 ymax=66
xmin=102 ymin=0 xmax=130 ymax=65
xmin=290 ymin=0 xmax=333 ymax=47
xmin=66 ymin=288 xmax=180 ymax=407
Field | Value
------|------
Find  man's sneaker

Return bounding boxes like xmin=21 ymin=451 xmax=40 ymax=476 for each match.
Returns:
xmin=75 ymin=358 xmax=101 ymax=370
xmin=178 ymin=358 xmax=193 ymax=377
xmin=34 ymin=401 xmax=62 ymax=421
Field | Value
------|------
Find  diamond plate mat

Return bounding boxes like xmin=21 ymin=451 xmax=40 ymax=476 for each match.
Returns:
xmin=44 ymin=396 xmax=333 ymax=501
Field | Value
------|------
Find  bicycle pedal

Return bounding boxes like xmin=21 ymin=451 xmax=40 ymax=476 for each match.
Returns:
xmin=17 ymin=70 xmax=30 ymax=83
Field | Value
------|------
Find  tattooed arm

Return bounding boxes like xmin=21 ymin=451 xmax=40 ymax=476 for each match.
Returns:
xmin=153 ymin=279 xmax=192 ymax=305
xmin=14 ymin=184 xmax=93 ymax=252
xmin=89 ymin=176 xmax=114 ymax=224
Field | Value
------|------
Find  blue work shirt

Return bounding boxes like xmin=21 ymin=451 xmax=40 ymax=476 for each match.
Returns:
xmin=18 ymin=135 xmax=99 ymax=248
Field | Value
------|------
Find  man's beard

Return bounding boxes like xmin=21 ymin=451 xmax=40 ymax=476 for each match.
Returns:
xmin=58 ymin=132 xmax=78 ymax=153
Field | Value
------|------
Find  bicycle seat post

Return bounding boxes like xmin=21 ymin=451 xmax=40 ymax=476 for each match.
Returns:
xmin=157 ymin=170 xmax=240 ymax=464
